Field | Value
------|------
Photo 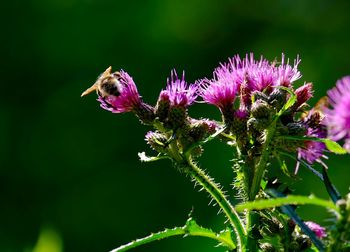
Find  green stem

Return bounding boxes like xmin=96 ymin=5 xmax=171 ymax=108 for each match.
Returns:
xmin=184 ymin=158 xmax=247 ymax=251
xmin=245 ymin=210 xmax=258 ymax=252
xmin=245 ymin=121 xmax=276 ymax=250
xmin=249 ymin=121 xmax=276 ymax=200
xmin=110 ymin=222 xmax=236 ymax=252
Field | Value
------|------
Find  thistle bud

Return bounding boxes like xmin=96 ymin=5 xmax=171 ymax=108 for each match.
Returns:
xmin=155 ymin=91 xmax=170 ymax=121
xmin=145 ymin=131 xmax=168 ymax=153
xmin=296 ymin=234 xmax=312 ymax=250
xmin=167 ymin=106 xmax=187 ymax=129
xmin=268 ymin=88 xmax=287 ymax=111
xmin=252 ymin=91 xmax=269 ymax=103
xmin=294 ymin=83 xmax=313 ymax=110
xmin=251 ymin=100 xmax=271 ymax=119
xmin=232 ymin=110 xmax=248 ymax=137
xmin=134 ymin=103 xmax=155 ymax=125
xmin=189 ymin=119 xmax=217 ymax=142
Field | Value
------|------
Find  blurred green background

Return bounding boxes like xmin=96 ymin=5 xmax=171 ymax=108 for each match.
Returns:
xmin=1 ymin=0 xmax=350 ymax=251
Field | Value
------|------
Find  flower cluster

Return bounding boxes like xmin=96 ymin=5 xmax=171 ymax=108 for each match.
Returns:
xmin=81 ymin=55 xmax=335 ymax=167
xmin=83 ymin=54 xmax=350 ymax=252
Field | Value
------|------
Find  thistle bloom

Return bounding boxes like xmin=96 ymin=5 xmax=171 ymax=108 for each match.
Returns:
xmin=158 ymin=70 xmax=198 ymax=108
xmin=201 ymin=53 xmax=302 ymax=110
xmin=294 ymin=83 xmax=313 ymax=110
xmin=199 ymin=65 xmax=238 ymax=110
xmin=97 ymin=70 xmax=142 ymax=113
xmin=275 ymin=54 xmax=301 ymax=87
xmin=325 ymin=76 xmax=350 ymax=151
xmin=296 ymin=110 xmax=327 ymax=173
xmin=298 ymin=126 xmax=326 ymax=165
xmin=305 ymin=221 xmax=327 ymax=239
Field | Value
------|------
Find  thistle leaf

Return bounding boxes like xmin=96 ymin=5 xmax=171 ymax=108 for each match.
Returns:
xmin=276 ymin=86 xmax=297 ymax=117
xmin=323 ymin=139 xmax=347 ymax=154
xmin=235 ymin=194 xmax=338 ymax=212
xmin=277 ymin=136 xmax=347 ymax=154
xmin=280 ymin=86 xmax=297 ymax=109
xmin=110 ymin=217 xmax=236 ymax=252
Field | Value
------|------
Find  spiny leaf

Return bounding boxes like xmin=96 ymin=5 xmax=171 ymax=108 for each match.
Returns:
xmin=110 ymin=217 xmax=236 ymax=252
xmin=138 ymin=152 xmax=169 ymax=162
xmin=235 ymin=195 xmax=338 ymax=212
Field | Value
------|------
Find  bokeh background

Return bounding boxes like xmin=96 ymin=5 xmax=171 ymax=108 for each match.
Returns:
xmin=1 ymin=0 xmax=350 ymax=251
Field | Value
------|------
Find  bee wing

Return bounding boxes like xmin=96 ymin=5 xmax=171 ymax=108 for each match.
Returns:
xmin=81 ymin=66 xmax=112 ymax=97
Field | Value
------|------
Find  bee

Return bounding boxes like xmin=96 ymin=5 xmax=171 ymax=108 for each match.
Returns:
xmin=314 ymin=96 xmax=329 ymax=113
xmin=300 ymin=96 xmax=329 ymax=128
xmin=81 ymin=66 xmax=123 ymax=98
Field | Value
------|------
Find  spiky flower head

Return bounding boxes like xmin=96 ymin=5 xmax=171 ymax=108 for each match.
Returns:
xmin=158 ymin=70 xmax=198 ymax=108
xmin=275 ymin=54 xmax=301 ymax=87
xmin=324 ymin=76 xmax=350 ymax=152
xmin=200 ymin=53 xmax=302 ymax=110
xmin=199 ymin=64 xmax=239 ymax=111
xmin=94 ymin=68 xmax=142 ymax=113
xmin=145 ymin=131 xmax=168 ymax=153
xmin=294 ymin=82 xmax=313 ymax=110
xmin=304 ymin=221 xmax=327 ymax=239
xmin=297 ymin=109 xmax=327 ymax=165
xmin=156 ymin=70 xmax=198 ymax=129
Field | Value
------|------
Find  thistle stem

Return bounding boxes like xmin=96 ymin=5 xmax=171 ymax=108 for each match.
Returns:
xmin=249 ymin=121 xmax=276 ymax=200
xmin=245 ymin=121 xmax=276 ymax=250
xmin=184 ymin=157 xmax=247 ymax=251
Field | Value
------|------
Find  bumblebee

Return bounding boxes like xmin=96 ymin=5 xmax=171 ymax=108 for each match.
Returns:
xmin=81 ymin=66 xmax=123 ymax=98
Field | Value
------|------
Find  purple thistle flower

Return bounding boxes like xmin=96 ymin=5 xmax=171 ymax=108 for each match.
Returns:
xmin=275 ymin=54 xmax=301 ymax=87
xmin=159 ymin=70 xmax=197 ymax=108
xmin=298 ymin=126 xmax=326 ymax=164
xmin=225 ymin=53 xmax=301 ymax=108
xmin=227 ymin=54 xmax=275 ymax=108
xmin=199 ymin=64 xmax=239 ymax=110
xmin=296 ymin=109 xmax=327 ymax=172
xmin=324 ymin=76 xmax=350 ymax=152
xmin=304 ymin=221 xmax=327 ymax=239
xmin=294 ymin=82 xmax=313 ymax=110
xmin=97 ymin=70 xmax=141 ymax=113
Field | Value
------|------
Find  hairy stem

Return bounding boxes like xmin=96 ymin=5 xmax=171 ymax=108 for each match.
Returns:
xmin=249 ymin=120 xmax=276 ymax=200
xmin=245 ymin=210 xmax=258 ymax=252
xmin=184 ymin=157 xmax=247 ymax=251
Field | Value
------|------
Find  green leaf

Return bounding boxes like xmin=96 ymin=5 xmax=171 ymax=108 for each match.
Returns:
xmin=276 ymin=155 xmax=293 ymax=178
xmin=276 ymin=86 xmax=297 ymax=117
xmin=277 ymin=135 xmax=347 ymax=154
xmin=235 ymin=195 xmax=338 ymax=212
xmin=110 ymin=217 xmax=236 ymax=252
xmin=323 ymin=139 xmax=347 ymax=154
xmin=260 ymin=179 xmax=267 ymax=190
xmin=280 ymin=87 xmax=297 ymax=110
